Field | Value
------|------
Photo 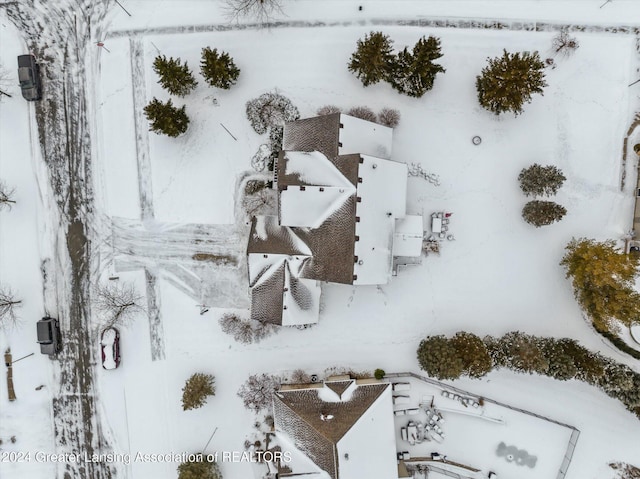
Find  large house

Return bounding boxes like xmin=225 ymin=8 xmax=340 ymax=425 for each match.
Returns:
xmin=273 ymin=377 xmax=397 ymax=479
xmin=247 ymin=113 xmax=423 ymax=325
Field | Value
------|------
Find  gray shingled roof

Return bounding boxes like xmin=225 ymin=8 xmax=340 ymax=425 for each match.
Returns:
xmin=273 ymin=383 xmax=389 ymax=479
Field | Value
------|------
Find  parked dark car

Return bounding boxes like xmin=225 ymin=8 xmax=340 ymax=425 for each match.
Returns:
xmin=36 ymin=317 xmax=60 ymax=355
xmin=100 ymin=327 xmax=120 ymax=370
xmin=17 ymin=54 xmax=42 ymax=101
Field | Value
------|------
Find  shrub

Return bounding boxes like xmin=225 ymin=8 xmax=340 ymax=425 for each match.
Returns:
xmin=181 ymin=373 xmax=216 ymax=411
xmin=348 ymin=31 xmax=395 ymax=87
xmin=347 ymin=106 xmax=377 ymax=123
xmin=450 ymin=332 xmax=492 ymax=378
xmin=177 ymin=456 xmax=221 ymax=479
xmin=237 ymin=374 xmax=280 ymax=412
xmin=518 ymin=164 xmax=566 ymax=197
xmin=522 ymin=200 xmax=567 ymax=227
xmin=245 ymin=180 xmax=269 ymax=196
xmin=476 ymin=49 xmax=547 ymax=115
xmin=245 ymin=92 xmax=300 ymax=135
xmin=144 ymin=98 xmax=190 ymax=137
xmin=316 ymin=105 xmax=342 ymax=116
xmin=377 ymin=107 xmax=400 ymax=128
xmin=374 ymin=368 xmax=386 ymax=380
xmin=152 ymin=55 xmax=198 ymax=97
xmin=495 ymin=331 xmax=548 ymax=374
xmin=417 ymin=335 xmax=464 ymax=380
xmin=290 ymin=369 xmax=311 ymax=383
xmin=200 ymin=47 xmax=240 ymax=89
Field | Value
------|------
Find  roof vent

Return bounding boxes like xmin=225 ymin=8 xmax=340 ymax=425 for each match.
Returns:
xmin=358 ymin=260 xmax=364 ymax=265
xmin=372 ymin=164 xmax=377 ymax=169
xmin=320 ymin=414 xmax=334 ymax=421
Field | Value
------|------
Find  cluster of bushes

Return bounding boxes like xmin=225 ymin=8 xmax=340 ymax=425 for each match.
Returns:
xmin=245 ymin=91 xmax=300 ymax=170
xmin=518 ymin=164 xmax=567 ymax=227
xmin=316 ymin=104 xmax=401 ymax=128
xmin=417 ymin=331 xmax=640 ymax=418
xmin=145 ymin=48 xmax=240 ymax=137
xmin=348 ymin=32 xmax=445 ymax=98
xmin=219 ymin=313 xmax=277 ymax=344
xmin=178 ymin=456 xmax=221 ymax=479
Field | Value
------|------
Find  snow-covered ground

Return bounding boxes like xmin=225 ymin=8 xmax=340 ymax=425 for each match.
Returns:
xmin=2 ymin=1 xmax=640 ymax=479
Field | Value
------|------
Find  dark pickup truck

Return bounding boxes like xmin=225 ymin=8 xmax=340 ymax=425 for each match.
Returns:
xmin=37 ymin=317 xmax=60 ymax=355
xmin=17 ymin=54 xmax=42 ymax=101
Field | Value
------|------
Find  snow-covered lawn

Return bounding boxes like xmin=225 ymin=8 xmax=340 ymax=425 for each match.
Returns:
xmin=91 ymin=17 xmax=640 ymax=479
xmin=2 ymin=1 xmax=640 ymax=479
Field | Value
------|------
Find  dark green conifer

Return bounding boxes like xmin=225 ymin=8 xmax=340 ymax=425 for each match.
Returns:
xmin=144 ymin=98 xmax=190 ymax=137
xmin=152 ymin=55 xmax=198 ymax=97
xmin=200 ymin=47 xmax=240 ymax=89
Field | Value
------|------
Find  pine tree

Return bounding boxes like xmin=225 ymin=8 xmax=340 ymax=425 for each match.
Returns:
xmin=152 ymin=55 xmax=198 ymax=97
xmin=144 ymin=98 xmax=190 ymax=137
xmin=347 ymin=31 xmax=395 ymax=87
xmin=522 ymin=200 xmax=567 ymax=227
xmin=518 ymin=164 xmax=566 ymax=196
xmin=177 ymin=456 xmax=221 ymax=479
xmin=390 ymin=36 xmax=445 ymax=98
xmin=496 ymin=331 xmax=548 ymax=374
xmin=450 ymin=331 xmax=492 ymax=378
xmin=476 ymin=49 xmax=547 ymax=115
xmin=181 ymin=373 xmax=216 ymax=411
xmin=560 ymin=339 xmax=605 ymax=385
xmin=540 ymin=338 xmax=577 ymax=381
xmin=200 ymin=47 xmax=240 ymax=89
xmin=560 ymin=238 xmax=640 ymax=332
xmin=416 ymin=335 xmax=464 ymax=380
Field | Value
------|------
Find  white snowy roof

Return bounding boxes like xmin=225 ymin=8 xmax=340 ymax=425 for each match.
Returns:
xmin=280 ymin=151 xmax=356 ymax=228
xmin=338 ymin=114 xmax=393 ymax=160
xmin=392 ymin=215 xmax=424 ymax=257
xmin=281 ymin=266 xmax=321 ymax=327
xmin=353 ymin=155 xmax=408 ymax=285
xmin=336 ymin=385 xmax=397 ymax=479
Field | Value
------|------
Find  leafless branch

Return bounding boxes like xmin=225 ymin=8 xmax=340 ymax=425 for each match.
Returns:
xmin=0 ymin=180 xmax=16 ymax=210
xmin=94 ymin=281 xmax=145 ymax=328
xmin=222 ymin=0 xmax=284 ymax=24
xmin=0 ymin=61 xmax=12 ymax=100
xmin=552 ymin=30 xmax=579 ymax=57
xmin=0 ymin=285 xmax=22 ymax=330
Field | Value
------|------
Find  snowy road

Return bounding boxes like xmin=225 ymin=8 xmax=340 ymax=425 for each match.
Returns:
xmin=3 ymin=1 xmax=116 ymax=478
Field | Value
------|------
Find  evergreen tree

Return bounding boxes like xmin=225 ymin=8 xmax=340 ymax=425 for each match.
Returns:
xmin=450 ymin=331 xmax=492 ymax=378
xmin=560 ymin=339 xmax=605 ymax=385
xmin=540 ymin=338 xmax=577 ymax=381
xmin=522 ymin=200 xmax=567 ymax=227
xmin=347 ymin=31 xmax=395 ymax=87
xmin=144 ymin=98 xmax=190 ymax=137
xmin=476 ymin=49 xmax=547 ymax=115
xmin=560 ymin=238 xmax=640 ymax=332
xmin=390 ymin=36 xmax=445 ymax=98
xmin=181 ymin=373 xmax=216 ymax=411
xmin=518 ymin=164 xmax=566 ymax=197
xmin=200 ymin=47 xmax=240 ymax=89
xmin=152 ymin=55 xmax=198 ymax=97
xmin=496 ymin=331 xmax=548 ymax=374
xmin=416 ymin=335 xmax=464 ymax=380
xmin=177 ymin=456 xmax=221 ymax=479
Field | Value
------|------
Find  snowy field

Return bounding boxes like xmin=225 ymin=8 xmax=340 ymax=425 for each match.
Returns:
xmin=2 ymin=1 xmax=640 ymax=479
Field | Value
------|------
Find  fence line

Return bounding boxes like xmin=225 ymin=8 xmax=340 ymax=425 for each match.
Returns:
xmin=386 ymin=371 xmax=581 ymax=479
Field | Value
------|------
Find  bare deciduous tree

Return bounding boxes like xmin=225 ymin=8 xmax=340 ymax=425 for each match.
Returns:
xmin=0 ymin=285 xmax=22 ymax=330
xmin=552 ymin=30 xmax=580 ymax=57
xmin=223 ymin=0 xmax=283 ymax=24
xmin=290 ymin=368 xmax=311 ymax=384
xmin=94 ymin=281 xmax=145 ymax=328
xmin=243 ymin=189 xmax=274 ymax=216
xmin=0 ymin=180 xmax=16 ymax=211
xmin=237 ymin=373 xmax=281 ymax=412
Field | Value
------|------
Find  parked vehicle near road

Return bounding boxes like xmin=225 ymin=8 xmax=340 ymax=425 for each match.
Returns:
xmin=36 ymin=317 xmax=60 ymax=355
xmin=100 ymin=327 xmax=120 ymax=370
xmin=17 ymin=54 xmax=42 ymax=101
